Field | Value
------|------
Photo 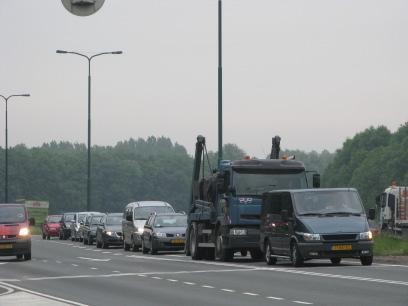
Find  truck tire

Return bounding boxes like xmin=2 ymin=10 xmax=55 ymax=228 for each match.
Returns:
xmin=215 ymin=229 xmax=233 ymax=262
xmin=185 ymin=227 xmax=191 ymax=256
xmin=190 ymin=223 xmax=203 ymax=260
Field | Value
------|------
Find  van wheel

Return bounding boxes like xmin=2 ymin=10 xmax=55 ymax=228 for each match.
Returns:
xmin=24 ymin=253 xmax=32 ymax=261
xmin=330 ymin=258 xmax=341 ymax=265
xmin=215 ymin=228 xmax=233 ymax=262
xmin=265 ymin=241 xmax=277 ymax=265
xmin=360 ymin=256 xmax=373 ymax=266
xmin=291 ymin=242 xmax=304 ymax=267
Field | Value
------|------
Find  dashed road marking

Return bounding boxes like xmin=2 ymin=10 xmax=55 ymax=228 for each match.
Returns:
xmin=183 ymin=281 xmax=196 ymax=285
xmin=221 ymin=289 xmax=235 ymax=293
xmin=152 ymin=277 xmax=162 ymax=280
xmin=90 ymin=267 xmax=98 ymax=270
xmin=102 ymin=252 xmax=112 ymax=254
xmin=77 ymin=257 xmax=111 ymax=262
xmin=293 ymin=301 xmax=313 ymax=305
xmin=202 ymin=285 xmax=215 ymax=289
xmin=113 ymin=253 xmax=122 ymax=256
xmin=112 ymin=271 xmax=121 ymax=273
xmin=166 ymin=279 xmax=178 ymax=282
xmin=267 ymin=296 xmax=284 ymax=300
xmin=72 ymin=264 xmax=78 ymax=267
xmin=56 ymin=260 xmax=62 ymax=264
xmin=243 ymin=292 xmax=258 ymax=296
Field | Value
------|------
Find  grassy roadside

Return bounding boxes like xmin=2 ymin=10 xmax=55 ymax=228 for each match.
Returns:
xmin=373 ymin=233 xmax=408 ymax=256
xmin=30 ymin=226 xmax=42 ymax=235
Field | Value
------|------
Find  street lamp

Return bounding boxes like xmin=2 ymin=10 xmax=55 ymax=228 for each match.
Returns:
xmin=0 ymin=94 xmax=30 ymax=203
xmin=56 ymin=49 xmax=122 ymax=211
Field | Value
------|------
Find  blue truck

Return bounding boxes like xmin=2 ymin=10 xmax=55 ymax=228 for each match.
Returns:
xmin=185 ymin=135 xmax=320 ymax=261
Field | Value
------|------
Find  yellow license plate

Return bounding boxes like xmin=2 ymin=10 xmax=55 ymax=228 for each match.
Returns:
xmin=0 ymin=244 xmax=13 ymax=250
xmin=332 ymin=244 xmax=352 ymax=251
xmin=171 ymin=239 xmax=185 ymax=244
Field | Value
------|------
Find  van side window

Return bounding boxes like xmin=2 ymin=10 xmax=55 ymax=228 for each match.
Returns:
xmin=267 ymin=193 xmax=282 ymax=220
xmin=281 ymin=193 xmax=293 ymax=216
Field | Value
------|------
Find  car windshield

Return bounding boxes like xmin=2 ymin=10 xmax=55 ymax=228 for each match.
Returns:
xmin=293 ymin=190 xmax=365 ymax=215
xmin=78 ymin=214 xmax=87 ymax=222
xmin=64 ymin=214 xmax=75 ymax=222
xmin=106 ymin=216 xmax=122 ymax=225
xmin=233 ymin=171 xmax=308 ymax=196
xmin=91 ymin=216 xmax=104 ymax=225
xmin=47 ymin=216 xmax=61 ymax=223
xmin=0 ymin=206 xmax=26 ymax=224
xmin=154 ymin=215 xmax=187 ymax=227
xmin=134 ymin=206 xmax=174 ymax=220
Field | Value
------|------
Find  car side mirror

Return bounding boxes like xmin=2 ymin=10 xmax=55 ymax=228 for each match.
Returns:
xmin=126 ymin=215 xmax=133 ymax=222
xmin=281 ymin=210 xmax=289 ymax=222
xmin=368 ymin=208 xmax=376 ymax=220
xmin=312 ymin=174 xmax=320 ymax=188
xmin=29 ymin=217 xmax=35 ymax=226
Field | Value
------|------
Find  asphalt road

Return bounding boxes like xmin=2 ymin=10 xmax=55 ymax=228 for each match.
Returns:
xmin=0 ymin=236 xmax=407 ymax=306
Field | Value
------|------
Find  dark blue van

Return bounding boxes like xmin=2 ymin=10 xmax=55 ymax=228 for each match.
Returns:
xmin=260 ymin=188 xmax=375 ymax=266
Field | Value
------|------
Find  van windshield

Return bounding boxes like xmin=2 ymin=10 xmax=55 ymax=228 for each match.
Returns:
xmin=134 ymin=206 xmax=174 ymax=220
xmin=293 ymin=190 xmax=364 ymax=215
xmin=0 ymin=206 xmax=26 ymax=224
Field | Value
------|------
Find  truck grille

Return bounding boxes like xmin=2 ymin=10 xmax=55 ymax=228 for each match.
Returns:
xmin=322 ymin=234 xmax=357 ymax=241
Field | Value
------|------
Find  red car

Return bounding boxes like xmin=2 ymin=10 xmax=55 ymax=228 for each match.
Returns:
xmin=0 ymin=203 xmax=35 ymax=260
xmin=42 ymin=215 xmax=63 ymax=239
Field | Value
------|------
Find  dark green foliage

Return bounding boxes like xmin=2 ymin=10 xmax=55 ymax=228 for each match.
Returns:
xmin=323 ymin=124 xmax=408 ymax=209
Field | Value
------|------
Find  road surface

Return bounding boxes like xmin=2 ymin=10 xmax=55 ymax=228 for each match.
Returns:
xmin=0 ymin=236 xmax=407 ymax=305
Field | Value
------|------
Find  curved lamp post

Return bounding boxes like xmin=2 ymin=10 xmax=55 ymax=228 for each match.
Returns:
xmin=0 ymin=94 xmax=30 ymax=203
xmin=56 ymin=50 xmax=122 ymax=211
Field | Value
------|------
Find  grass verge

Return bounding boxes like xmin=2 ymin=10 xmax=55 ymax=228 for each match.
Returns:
xmin=373 ymin=233 xmax=408 ymax=256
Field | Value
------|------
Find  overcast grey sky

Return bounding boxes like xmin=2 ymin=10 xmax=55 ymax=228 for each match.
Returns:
xmin=1 ymin=0 xmax=407 ymax=157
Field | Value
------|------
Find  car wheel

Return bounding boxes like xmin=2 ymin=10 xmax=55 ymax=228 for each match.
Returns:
xmin=102 ymin=240 xmax=109 ymax=249
xmin=291 ymin=242 xmax=304 ymax=267
xmin=24 ymin=253 xmax=32 ymax=261
xmin=123 ymin=236 xmax=130 ymax=251
xmin=360 ymin=256 xmax=373 ymax=266
xmin=265 ymin=241 xmax=277 ymax=265
xmin=150 ymin=242 xmax=157 ymax=255
xmin=16 ymin=254 xmax=23 ymax=260
xmin=330 ymin=258 xmax=341 ymax=265
xmin=240 ymin=250 xmax=248 ymax=257
xmin=141 ymin=239 xmax=148 ymax=254
xmin=215 ymin=228 xmax=233 ymax=262
xmin=71 ymin=236 xmax=76 ymax=242
xmin=250 ymin=249 xmax=263 ymax=261
xmin=131 ymin=237 xmax=139 ymax=252
xmin=47 ymin=235 xmax=50 ymax=240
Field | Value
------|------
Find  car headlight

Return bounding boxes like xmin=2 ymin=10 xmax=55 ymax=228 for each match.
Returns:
xmin=136 ymin=227 xmax=144 ymax=234
xmin=230 ymin=228 xmax=247 ymax=236
xmin=105 ymin=231 xmax=113 ymax=236
xmin=359 ymin=231 xmax=373 ymax=241
xmin=154 ymin=232 xmax=166 ymax=238
xmin=19 ymin=227 xmax=30 ymax=237
xmin=302 ymin=233 xmax=321 ymax=241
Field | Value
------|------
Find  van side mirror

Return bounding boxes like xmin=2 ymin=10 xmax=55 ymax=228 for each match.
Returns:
xmin=126 ymin=214 xmax=133 ymax=222
xmin=312 ymin=174 xmax=320 ymax=188
xmin=368 ymin=208 xmax=376 ymax=220
xmin=29 ymin=217 xmax=35 ymax=226
xmin=281 ymin=209 xmax=289 ymax=222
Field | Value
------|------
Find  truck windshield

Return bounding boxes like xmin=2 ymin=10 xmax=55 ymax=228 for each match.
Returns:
xmin=233 ymin=171 xmax=308 ymax=196
xmin=293 ymin=190 xmax=364 ymax=215
xmin=0 ymin=206 xmax=26 ymax=224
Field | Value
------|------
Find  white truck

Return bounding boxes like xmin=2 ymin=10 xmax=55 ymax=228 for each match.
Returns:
xmin=376 ymin=185 xmax=408 ymax=236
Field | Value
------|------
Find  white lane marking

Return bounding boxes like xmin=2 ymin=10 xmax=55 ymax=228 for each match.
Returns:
xmin=221 ymin=289 xmax=235 ymax=293
xmin=102 ymin=252 xmax=112 ymax=254
xmin=267 ymin=296 xmax=284 ymax=300
xmin=167 ymin=279 xmax=178 ymax=282
xmin=243 ymin=292 xmax=258 ymax=296
xmin=202 ymin=285 xmax=215 ymax=289
xmin=42 ymin=260 xmax=48 ymax=263
xmin=0 ymin=281 xmax=88 ymax=306
xmin=138 ymin=274 xmax=147 ymax=277
xmin=151 ymin=277 xmax=162 ymax=280
xmin=0 ymin=263 xmax=7 ymax=265
xmin=72 ymin=264 xmax=79 ymax=267
xmin=293 ymin=301 xmax=313 ymax=305
xmin=85 ymin=248 xmax=92 ymax=251
xmin=113 ymin=253 xmax=122 ymax=256
xmin=112 ymin=271 xmax=121 ymax=273
xmin=0 ymin=284 xmax=14 ymax=296
xmin=93 ymin=249 xmax=102 ymax=252
xmin=56 ymin=260 xmax=62 ymax=264
xmin=90 ymin=267 xmax=98 ymax=270
xmin=78 ymin=247 xmax=86 ymax=249
xmin=183 ymin=282 xmax=196 ymax=285
xmin=137 ymin=268 xmax=257 ymax=276
xmin=342 ymin=260 xmax=408 ymax=268
xmin=77 ymin=257 xmax=111 ymax=262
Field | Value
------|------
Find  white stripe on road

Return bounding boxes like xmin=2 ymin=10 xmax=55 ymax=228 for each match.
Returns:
xmin=0 ymin=284 xmax=14 ymax=296
xmin=243 ymin=292 xmax=258 ymax=296
xmin=221 ymin=289 xmax=235 ymax=293
xmin=267 ymin=296 xmax=284 ymax=300
xmin=102 ymin=252 xmax=112 ymax=254
xmin=183 ymin=282 xmax=196 ymax=285
xmin=293 ymin=301 xmax=313 ymax=305
xmin=202 ymin=285 xmax=215 ymax=289
xmin=77 ymin=257 xmax=111 ymax=262
xmin=166 ymin=279 xmax=178 ymax=282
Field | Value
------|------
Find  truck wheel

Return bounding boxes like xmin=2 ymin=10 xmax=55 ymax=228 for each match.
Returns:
xmin=265 ymin=241 xmax=277 ymax=265
xmin=330 ymin=258 xmax=341 ymax=265
xmin=291 ymin=242 xmax=304 ymax=267
xmin=185 ymin=227 xmax=191 ymax=256
xmin=215 ymin=229 xmax=233 ymax=262
xmin=16 ymin=254 xmax=23 ymax=260
xmin=24 ymin=253 xmax=32 ymax=261
xmin=360 ymin=256 xmax=373 ymax=266
xmin=190 ymin=224 xmax=202 ymax=260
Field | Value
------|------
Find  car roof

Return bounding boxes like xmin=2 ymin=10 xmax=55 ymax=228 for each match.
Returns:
xmin=106 ymin=213 xmax=122 ymax=217
xmin=126 ymin=201 xmax=172 ymax=208
xmin=263 ymin=188 xmax=358 ymax=195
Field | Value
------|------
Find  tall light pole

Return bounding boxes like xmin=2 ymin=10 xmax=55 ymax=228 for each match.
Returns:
xmin=0 ymin=94 xmax=30 ymax=203
xmin=218 ymin=0 xmax=223 ymax=166
xmin=56 ymin=50 xmax=122 ymax=211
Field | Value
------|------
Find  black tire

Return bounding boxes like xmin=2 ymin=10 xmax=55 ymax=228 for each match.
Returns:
xmin=59 ymin=233 xmax=63 ymax=240
xmin=42 ymin=233 xmax=46 ymax=240
xmin=265 ymin=241 xmax=277 ymax=265
xmin=96 ymin=239 xmax=102 ymax=248
xmin=150 ymin=242 xmax=157 ymax=255
xmin=291 ymin=242 xmax=304 ymax=267
xmin=360 ymin=256 xmax=373 ymax=266
xmin=185 ymin=227 xmax=191 ymax=256
xmin=190 ymin=224 xmax=203 ymax=260
xmin=240 ymin=250 xmax=248 ymax=257
xmin=24 ymin=253 xmax=32 ymax=261
xmin=71 ymin=236 xmax=76 ymax=242
xmin=123 ymin=236 xmax=130 ymax=251
xmin=102 ymin=240 xmax=109 ymax=249
xmin=47 ymin=235 xmax=50 ymax=240
xmin=215 ymin=228 xmax=233 ymax=262
xmin=131 ymin=237 xmax=139 ymax=252
xmin=141 ymin=239 xmax=148 ymax=254
xmin=250 ymin=249 xmax=263 ymax=261
xmin=330 ymin=258 xmax=341 ymax=265
xmin=16 ymin=254 xmax=23 ymax=260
